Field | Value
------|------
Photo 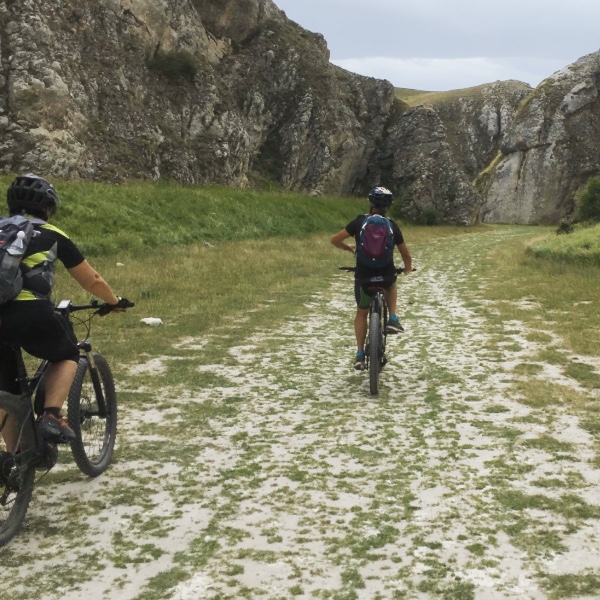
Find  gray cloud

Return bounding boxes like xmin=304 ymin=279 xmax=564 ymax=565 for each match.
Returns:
xmin=274 ymin=0 xmax=600 ymax=89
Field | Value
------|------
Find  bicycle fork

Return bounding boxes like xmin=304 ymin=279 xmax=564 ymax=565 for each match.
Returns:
xmin=79 ymin=342 xmax=108 ymax=418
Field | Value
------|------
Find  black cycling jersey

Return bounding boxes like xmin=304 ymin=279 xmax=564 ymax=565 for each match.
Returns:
xmin=16 ymin=219 xmax=85 ymax=301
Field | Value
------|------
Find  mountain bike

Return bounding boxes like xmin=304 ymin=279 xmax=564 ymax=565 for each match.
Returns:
xmin=340 ymin=267 xmax=407 ymax=395
xmin=0 ymin=298 xmax=134 ymax=546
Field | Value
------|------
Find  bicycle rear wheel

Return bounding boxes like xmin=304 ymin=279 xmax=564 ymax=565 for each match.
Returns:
xmin=368 ymin=312 xmax=381 ymax=395
xmin=0 ymin=398 xmax=36 ymax=546
xmin=67 ymin=353 xmax=117 ymax=477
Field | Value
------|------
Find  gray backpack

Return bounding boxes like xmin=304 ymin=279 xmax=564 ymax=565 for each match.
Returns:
xmin=0 ymin=215 xmax=37 ymax=305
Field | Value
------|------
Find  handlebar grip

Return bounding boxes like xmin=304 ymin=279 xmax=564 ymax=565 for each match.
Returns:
xmin=97 ymin=297 xmax=135 ymax=316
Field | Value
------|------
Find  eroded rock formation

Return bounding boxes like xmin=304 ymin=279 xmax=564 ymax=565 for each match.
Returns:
xmin=480 ymin=52 xmax=600 ymax=224
xmin=1 ymin=0 xmax=598 ymax=224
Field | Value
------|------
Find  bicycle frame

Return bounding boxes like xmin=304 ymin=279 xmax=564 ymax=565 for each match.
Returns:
xmin=0 ymin=301 xmax=109 ymax=460
xmin=0 ymin=348 xmax=48 ymax=460
xmin=340 ymin=266 xmax=407 ymax=395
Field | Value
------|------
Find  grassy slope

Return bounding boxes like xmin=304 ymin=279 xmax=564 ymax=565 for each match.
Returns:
xmin=0 ymin=176 xmax=368 ymax=255
xmin=527 ymin=224 xmax=600 ymax=266
xmin=395 ymin=83 xmax=502 ymax=107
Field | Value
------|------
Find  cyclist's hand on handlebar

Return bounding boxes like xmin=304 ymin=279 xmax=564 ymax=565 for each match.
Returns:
xmin=97 ymin=297 xmax=134 ymax=316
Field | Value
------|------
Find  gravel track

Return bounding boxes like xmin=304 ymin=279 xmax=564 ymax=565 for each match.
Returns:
xmin=3 ymin=228 xmax=600 ymax=600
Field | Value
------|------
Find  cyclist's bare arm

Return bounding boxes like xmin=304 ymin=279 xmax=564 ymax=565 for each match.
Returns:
xmin=331 ymin=229 xmax=355 ymax=254
xmin=396 ymin=242 xmax=413 ymax=274
xmin=67 ymin=260 xmax=120 ymax=305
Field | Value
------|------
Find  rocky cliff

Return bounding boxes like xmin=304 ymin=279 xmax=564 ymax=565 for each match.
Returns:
xmin=373 ymin=82 xmax=531 ymax=225
xmin=0 ymin=0 xmax=397 ymax=197
xmin=0 ymin=0 xmax=597 ymax=225
xmin=479 ymin=51 xmax=600 ymax=224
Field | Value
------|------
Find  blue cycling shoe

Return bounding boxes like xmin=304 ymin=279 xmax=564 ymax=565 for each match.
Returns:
xmin=354 ymin=350 xmax=366 ymax=371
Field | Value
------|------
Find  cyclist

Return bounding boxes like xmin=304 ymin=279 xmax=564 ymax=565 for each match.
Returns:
xmin=331 ymin=186 xmax=412 ymax=370
xmin=0 ymin=174 xmax=127 ymax=447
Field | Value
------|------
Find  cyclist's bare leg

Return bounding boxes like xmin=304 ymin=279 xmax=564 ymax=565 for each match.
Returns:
xmin=0 ymin=410 xmax=17 ymax=452
xmin=383 ymin=284 xmax=398 ymax=315
xmin=43 ymin=360 xmax=78 ymax=411
xmin=354 ymin=308 xmax=369 ymax=351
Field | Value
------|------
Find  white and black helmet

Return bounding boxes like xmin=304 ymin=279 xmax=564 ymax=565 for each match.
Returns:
xmin=368 ymin=186 xmax=393 ymax=208
xmin=7 ymin=173 xmax=60 ymax=217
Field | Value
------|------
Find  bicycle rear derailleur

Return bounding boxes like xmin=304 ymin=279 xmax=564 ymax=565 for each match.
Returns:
xmin=0 ymin=451 xmax=21 ymax=501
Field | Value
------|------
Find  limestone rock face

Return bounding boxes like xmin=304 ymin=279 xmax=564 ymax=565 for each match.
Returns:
xmin=481 ymin=51 xmax=600 ymax=224
xmin=0 ymin=0 xmax=596 ymax=225
xmin=360 ymin=83 xmax=530 ymax=225
xmin=431 ymin=81 xmax=532 ymax=180
xmin=0 ymin=0 xmax=392 ymax=195
xmin=380 ymin=105 xmax=480 ymax=225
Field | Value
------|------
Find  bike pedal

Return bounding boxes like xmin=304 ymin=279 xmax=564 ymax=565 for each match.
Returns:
xmin=40 ymin=432 xmax=69 ymax=445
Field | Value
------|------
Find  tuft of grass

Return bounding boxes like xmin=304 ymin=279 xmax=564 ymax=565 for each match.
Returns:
xmin=512 ymin=362 xmax=544 ymax=375
xmin=147 ymin=50 xmax=202 ymax=82
xmin=522 ymin=435 xmax=574 ymax=454
xmin=479 ymin=233 xmax=600 ymax=356
xmin=563 ymin=362 xmax=600 ymax=389
xmin=541 ymin=572 xmax=600 ymax=599
xmin=526 ymin=224 xmax=600 ymax=266
xmin=513 ymin=380 xmax=570 ymax=408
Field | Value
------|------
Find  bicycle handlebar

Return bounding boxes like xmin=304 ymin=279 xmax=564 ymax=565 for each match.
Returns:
xmin=339 ymin=267 xmax=415 ymax=273
xmin=55 ymin=298 xmax=135 ymax=315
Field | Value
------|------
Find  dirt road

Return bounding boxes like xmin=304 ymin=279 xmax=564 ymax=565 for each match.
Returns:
xmin=4 ymin=228 xmax=600 ymax=600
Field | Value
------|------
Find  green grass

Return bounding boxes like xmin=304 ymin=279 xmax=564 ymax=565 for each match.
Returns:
xmin=395 ymin=82 xmax=523 ymax=107
xmin=4 ymin=178 xmax=600 ymax=598
xmin=542 ymin=572 xmax=600 ymax=599
xmin=0 ymin=176 xmax=367 ymax=255
xmin=477 ymin=231 xmax=600 ymax=356
xmin=527 ymin=224 xmax=600 ymax=266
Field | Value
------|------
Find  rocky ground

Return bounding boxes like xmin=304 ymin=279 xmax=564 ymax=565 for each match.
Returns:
xmin=3 ymin=227 xmax=600 ymax=600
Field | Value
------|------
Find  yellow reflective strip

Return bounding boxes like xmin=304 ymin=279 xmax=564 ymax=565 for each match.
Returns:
xmin=15 ymin=290 xmax=37 ymax=301
xmin=22 ymin=251 xmax=48 ymax=268
xmin=41 ymin=223 xmax=70 ymax=238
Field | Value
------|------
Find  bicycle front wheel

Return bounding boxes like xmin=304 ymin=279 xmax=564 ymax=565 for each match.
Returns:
xmin=67 ymin=353 xmax=117 ymax=477
xmin=0 ymin=399 xmax=36 ymax=546
xmin=368 ymin=313 xmax=381 ymax=395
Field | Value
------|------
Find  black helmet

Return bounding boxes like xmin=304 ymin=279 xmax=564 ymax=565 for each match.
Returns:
xmin=7 ymin=174 xmax=60 ymax=218
xmin=368 ymin=186 xmax=393 ymax=208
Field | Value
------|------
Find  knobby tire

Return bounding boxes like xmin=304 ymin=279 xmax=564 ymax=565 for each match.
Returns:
xmin=368 ymin=311 xmax=381 ymax=395
xmin=0 ymin=397 xmax=36 ymax=547
xmin=0 ymin=456 xmax=35 ymax=546
xmin=67 ymin=353 xmax=117 ymax=477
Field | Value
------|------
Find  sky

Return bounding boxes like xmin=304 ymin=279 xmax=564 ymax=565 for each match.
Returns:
xmin=273 ymin=0 xmax=600 ymax=91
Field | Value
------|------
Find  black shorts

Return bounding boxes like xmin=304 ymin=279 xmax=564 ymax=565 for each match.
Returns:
xmin=354 ymin=273 xmax=397 ymax=309
xmin=0 ymin=300 xmax=79 ymax=363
